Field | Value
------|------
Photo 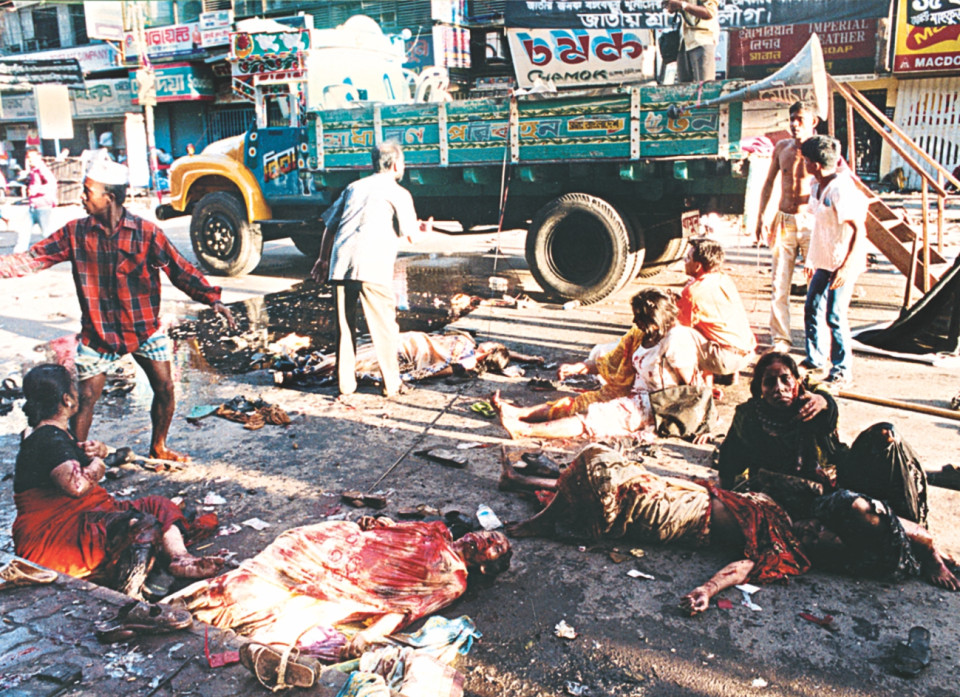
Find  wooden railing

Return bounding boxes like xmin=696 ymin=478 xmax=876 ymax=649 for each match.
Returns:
xmin=826 ymin=74 xmax=959 ymax=294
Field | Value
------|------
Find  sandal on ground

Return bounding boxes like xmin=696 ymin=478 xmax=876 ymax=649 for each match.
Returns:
xmin=891 ymin=626 xmax=932 ymax=677
xmin=0 ymin=558 xmax=58 ymax=591
xmin=239 ymin=642 xmax=316 ymax=691
xmin=94 ymin=600 xmax=192 ymax=643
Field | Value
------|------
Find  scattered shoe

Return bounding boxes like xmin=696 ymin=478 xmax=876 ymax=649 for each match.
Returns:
xmin=823 ymin=374 xmax=853 ymax=391
xmin=94 ymin=600 xmax=193 ymax=643
xmin=891 ymin=626 xmax=931 ymax=677
xmin=0 ymin=558 xmax=58 ymax=591
xmin=239 ymin=643 xmax=316 ymax=690
xmin=798 ymin=360 xmax=824 ymax=373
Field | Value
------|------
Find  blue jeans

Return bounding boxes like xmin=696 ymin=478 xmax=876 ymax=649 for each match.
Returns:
xmin=804 ymin=268 xmax=855 ymax=378
xmin=14 ymin=206 xmax=54 ymax=253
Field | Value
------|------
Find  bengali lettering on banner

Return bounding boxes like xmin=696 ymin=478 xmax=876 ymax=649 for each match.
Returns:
xmin=506 ymin=27 xmax=654 ymax=87
xmin=72 ymin=78 xmax=134 ymax=118
xmin=129 ymin=63 xmax=215 ymax=104
xmin=894 ymin=0 xmax=960 ymax=72
xmin=728 ymin=20 xmax=878 ymax=79
xmin=505 ymin=0 xmax=891 ymax=30
xmin=124 ymin=23 xmax=201 ymax=61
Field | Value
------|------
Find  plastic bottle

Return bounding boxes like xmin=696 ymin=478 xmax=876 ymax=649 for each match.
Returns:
xmin=476 ymin=504 xmax=503 ymax=531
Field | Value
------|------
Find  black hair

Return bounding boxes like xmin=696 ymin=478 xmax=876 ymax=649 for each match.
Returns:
xmin=372 ymin=140 xmax=403 ymax=173
xmin=105 ymin=183 xmax=128 ymax=205
xmin=800 ymin=135 xmax=840 ymax=170
xmin=21 ymin=364 xmax=74 ymax=428
xmin=688 ymin=237 xmax=724 ymax=271
xmin=630 ymin=287 xmax=679 ymax=346
xmin=789 ymin=101 xmax=816 ymax=118
xmin=750 ymin=351 xmax=801 ymax=399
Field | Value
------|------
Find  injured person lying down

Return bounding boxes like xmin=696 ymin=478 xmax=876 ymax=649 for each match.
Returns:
xmin=501 ymin=444 xmax=810 ymax=614
xmin=273 ymin=330 xmax=543 ymax=387
xmin=166 ymin=517 xmax=511 ymax=661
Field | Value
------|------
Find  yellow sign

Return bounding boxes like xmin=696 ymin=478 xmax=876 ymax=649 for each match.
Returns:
xmin=894 ymin=0 xmax=960 ymax=73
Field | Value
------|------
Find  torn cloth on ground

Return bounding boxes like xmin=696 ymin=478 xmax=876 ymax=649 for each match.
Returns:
xmin=214 ymin=400 xmax=290 ymax=430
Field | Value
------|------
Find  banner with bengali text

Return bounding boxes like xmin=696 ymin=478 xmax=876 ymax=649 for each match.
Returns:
xmin=894 ymin=0 xmax=960 ymax=72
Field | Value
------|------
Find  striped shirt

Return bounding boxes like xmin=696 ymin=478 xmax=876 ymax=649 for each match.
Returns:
xmin=0 ymin=209 xmax=221 ymax=355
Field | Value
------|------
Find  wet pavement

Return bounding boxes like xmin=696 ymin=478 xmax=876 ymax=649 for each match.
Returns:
xmin=1 ymin=197 xmax=960 ymax=696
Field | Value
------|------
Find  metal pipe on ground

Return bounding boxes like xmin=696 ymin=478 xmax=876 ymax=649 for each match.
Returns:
xmin=836 ymin=390 xmax=960 ymax=422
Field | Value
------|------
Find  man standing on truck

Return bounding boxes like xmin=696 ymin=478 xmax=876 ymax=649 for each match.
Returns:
xmin=754 ymin=102 xmax=818 ymax=353
xmin=311 ymin=141 xmax=425 ymax=398
xmin=663 ymin=0 xmax=720 ymax=83
xmin=0 ymin=157 xmax=236 ymax=462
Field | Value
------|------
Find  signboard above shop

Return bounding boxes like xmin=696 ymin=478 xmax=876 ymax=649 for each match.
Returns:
xmin=728 ymin=19 xmax=879 ymax=79
xmin=894 ymin=0 xmax=960 ymax=73
xmin=129 ymin=63 xmax=215 ymax=104
xmin=124 ymin=23 xmax=202 ymax=61
xmin=507 ymin=27 xmax=655 ymax=88
xmin=0 ymin=59 xmax=85 ymax=88
xmin=505 ymin=0 xmax=892 ymax=30
xmin=200 ymin=9 xmax=233 ymax=48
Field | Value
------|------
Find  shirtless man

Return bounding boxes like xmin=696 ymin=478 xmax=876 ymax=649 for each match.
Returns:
xmin=755 ymin=102 xmax=819 ymax=354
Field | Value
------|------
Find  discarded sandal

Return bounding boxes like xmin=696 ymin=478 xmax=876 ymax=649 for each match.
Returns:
xmin=0 ymin=558 xmax=58 ymax=591
xmin=239 ymin=642 xmax=316 ymax=691
xmin=470 ymin=401 xmax=496 ymax=418
xmin=518 ymin=451 xmax=562 ymax=478
xmin=94 ymin=600 xmax=193 ymax=643
xmin=891 ymin=626 xmax=932 ymax=677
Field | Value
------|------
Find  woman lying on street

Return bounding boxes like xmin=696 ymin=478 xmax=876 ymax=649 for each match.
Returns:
xmin=717 ymin=351 xmax=957 ymax=589
xmin=166 ymin=517 xmax=511 ymax=688
xmin=493 ymin=288 xmax=708 ymax=440
xmin=11 ymin=364 xmax=224 ymax=598
xmin=501 ymin=443 xmax=810 ymax=614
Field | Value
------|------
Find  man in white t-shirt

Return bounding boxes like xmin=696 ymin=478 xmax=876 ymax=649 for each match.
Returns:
xmin=800 ymin=136 xmax=868 ymax=388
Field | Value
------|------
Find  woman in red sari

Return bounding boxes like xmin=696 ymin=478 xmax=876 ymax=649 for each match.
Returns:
xmin=12 ymin=364 xmax=223 ymax=597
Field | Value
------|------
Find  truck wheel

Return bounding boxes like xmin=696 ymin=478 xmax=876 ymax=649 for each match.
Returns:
xmin=526 ymin=193 xmax=637 ymax=304
xmin=616 ymin=205 xmax=647 ymax=282
xmin=190 ymin=192 xmax=262 ymax=276
xmin=637 ymin=217 xmax=686 ymax=279
xmin=291 ymin=234 xmax=322 ymax=259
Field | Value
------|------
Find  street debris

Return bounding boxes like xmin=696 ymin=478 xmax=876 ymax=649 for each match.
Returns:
xmin=565 ymin=681 xmax=590 ymax=695
xmin=476 ymin=504 xmax=503 ymax=531
xmin=469 ymin=401 xmax=496 ymax=418
xmin=891 ymin=626 xmax=932 ymax=677
xmin=751 ymin=677 xmax=768 ymax=688
xmin=798 ymin=612 xmax=837 ymax=632
xmin=341 ymin=490 xmax=389 ymax=509
xmin=241 ymin=517 xmax=271 ymax=531
xmin=416 ymin=448 xmax=469 ymax=468
xmin=627 ymin=570 xmax=655 ymax=580
xmin=214 ymin=396 xmax=291 ymax=430
xmin=216 ymin=524 xmax=242 ymax=537
xmin=736 ymin=584 xmax=763 ymax=612
xmin=202 ymin=493 xmax=227 ymax=506
xmin=555 ymin=620 xmax=577 ymax=640
xmin=716 ymin=598 xmax=734 ymax=610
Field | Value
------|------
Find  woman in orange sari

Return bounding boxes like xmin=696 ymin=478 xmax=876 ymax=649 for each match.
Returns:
xmin=12 ymin=364 xmax=223 ymax=597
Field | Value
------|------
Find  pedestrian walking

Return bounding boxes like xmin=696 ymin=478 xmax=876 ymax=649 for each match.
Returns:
xmin=0 ymin=157 xmax=236 ymax=461
xmin=16 ymin=148 xmax=58 ymax=253
xmin=754 ymin=102 xmax=819 ymax=353
xmin=800 ymin=135 xmax=868 ymax=388
xmin=311 ymin=141 xmax=427 ymax=398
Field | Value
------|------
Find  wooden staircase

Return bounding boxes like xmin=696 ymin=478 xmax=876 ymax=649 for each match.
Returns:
xmin=828 ymin=75 xmax=958 ymax=299
xmin=856 ymin=180 xmax=948 ymax=292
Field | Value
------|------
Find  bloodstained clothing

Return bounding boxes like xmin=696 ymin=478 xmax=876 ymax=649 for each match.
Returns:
xmin=13 ymin=425 xmax=185 ymax=581
xmin=558 ymin=445 xmax=809 ymax=583
xmin=167 ymin=519 xmax=468 ymax=644
xmin=0 ymin=209 xmax=221 ymax=355
xmin=677 ymin=270 xmax=756 ymax=354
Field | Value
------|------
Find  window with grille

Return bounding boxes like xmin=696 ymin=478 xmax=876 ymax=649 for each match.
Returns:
xmin=33 ymin=6 xmax=60 ymax=50
xmin=69 ymin=4 xmax=89 ymax=46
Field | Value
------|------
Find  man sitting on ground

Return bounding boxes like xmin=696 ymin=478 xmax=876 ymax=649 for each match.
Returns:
xmin=677 ymin=237 xmax=756 ymax=397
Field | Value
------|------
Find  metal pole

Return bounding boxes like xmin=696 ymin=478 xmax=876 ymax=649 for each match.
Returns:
xmin=836 ymin=390 xmax=960 ymax=422
xmin=131 ymin=2 xmax=157 ymax=198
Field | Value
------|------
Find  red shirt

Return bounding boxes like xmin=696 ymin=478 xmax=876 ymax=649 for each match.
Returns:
xmin=678 ymin=270 xmax=756 ymax=354
xmin=0 ymin=209 xmax=221 ymax=355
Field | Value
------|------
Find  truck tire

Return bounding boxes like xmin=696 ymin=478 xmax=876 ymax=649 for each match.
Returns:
xmin=291 ymin=233 xmax=322 ymax=259
xmin=190 ymin=192 xmax=263 ymax=276
xmin=616 ymin=205 xmax=647 ymax=282
xmin=637 ymin=217 xmax=686 ymax=279
xmin=525 ymin=193 xmax=637 ymax=304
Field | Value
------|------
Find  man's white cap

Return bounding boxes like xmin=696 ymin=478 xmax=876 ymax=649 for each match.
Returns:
xmin=86 ymin=156 xmax=129 ymax=186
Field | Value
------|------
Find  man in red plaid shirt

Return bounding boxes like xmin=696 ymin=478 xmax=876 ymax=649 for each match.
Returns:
xmin=0 ymin=157 xmax=235 ymax=462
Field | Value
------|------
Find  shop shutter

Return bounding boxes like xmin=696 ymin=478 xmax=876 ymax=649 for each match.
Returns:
xmin=892 ymin=77 xmax=960 ymax=190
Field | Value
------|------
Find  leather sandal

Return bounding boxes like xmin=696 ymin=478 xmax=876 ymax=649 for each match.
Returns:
xmin=0 ymin=558 xmax=58 ymax=591
xmin=94 ymin=600 xmax=193 ymax=643
xmin=239 ymin=642 xmax=316 ymax=691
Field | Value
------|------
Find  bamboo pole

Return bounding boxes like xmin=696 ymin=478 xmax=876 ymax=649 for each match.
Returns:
xmin=922 ymin=179 xmax=930 ymax=293
xmin=836 ymin=390 xmax=960 ymax=422
xmin=846 ymin=101 xmax=856 ymax=172
xmin=937 ymin=171 xmax=944 ymax=253
xmin=902 ymin=234 xmax=918 ymax=311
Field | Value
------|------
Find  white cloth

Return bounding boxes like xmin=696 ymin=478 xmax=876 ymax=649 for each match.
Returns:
xmin=805 ymin=172 xmax=868 ymax=273
xmin=324 ymin=172 xmax=420 ymax=286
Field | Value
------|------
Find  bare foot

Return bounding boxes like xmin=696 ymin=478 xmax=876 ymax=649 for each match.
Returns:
xmin=169 ymin=555 xmax=225 ymax=579
xmin=505 ymin=516 xmax=554 ymax=538
xmin=926 ymin=559 xmax=960 ymax=591
xmin=151 ymin=445 xmax=192 ymax=463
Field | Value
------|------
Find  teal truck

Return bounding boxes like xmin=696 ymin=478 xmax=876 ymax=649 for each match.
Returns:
xmin=161 ymin=20 xmax=784 ymax=304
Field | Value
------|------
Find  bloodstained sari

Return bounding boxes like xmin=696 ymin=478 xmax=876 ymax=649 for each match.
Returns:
xmin=167 ymin=519 xmax=468 ymax=645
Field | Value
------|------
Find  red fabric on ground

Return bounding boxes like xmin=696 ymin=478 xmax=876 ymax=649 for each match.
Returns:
xmin=13 ymin=486 xmax=185 ymax=578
